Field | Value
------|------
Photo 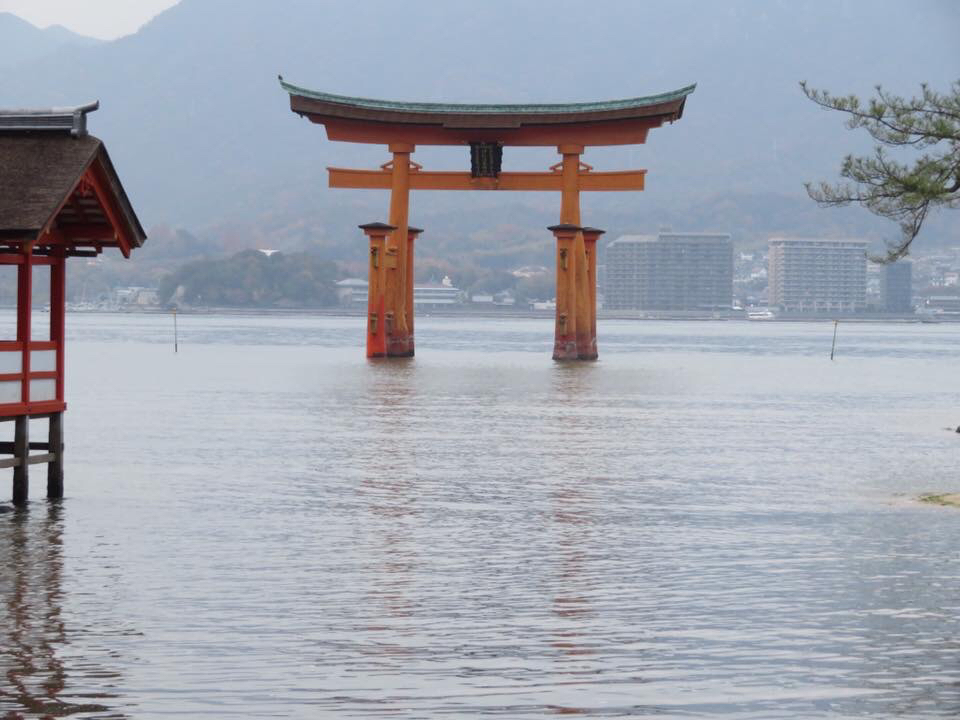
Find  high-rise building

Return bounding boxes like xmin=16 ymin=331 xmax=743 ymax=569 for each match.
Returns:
xmin=604 ymin=232 xmax=733 ymax=310
xmin=881 ymin=260 xmax=913 ymax=313
xmin=767 ymin=238 xmax=867 ymax=313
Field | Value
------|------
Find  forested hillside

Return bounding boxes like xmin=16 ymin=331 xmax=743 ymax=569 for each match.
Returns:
xmin=1 ymin=0 xmax=956 ymax=282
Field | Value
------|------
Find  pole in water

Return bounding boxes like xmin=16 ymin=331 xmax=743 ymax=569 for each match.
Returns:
xmin=830 ymin=319 xmax=838 ymax=361
xmin=173 ymin=308 xmax=178 ymax=353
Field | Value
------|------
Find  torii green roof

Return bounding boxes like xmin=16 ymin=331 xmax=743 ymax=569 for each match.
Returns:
xmin=279 ymin=78 xmax=696 ymax=115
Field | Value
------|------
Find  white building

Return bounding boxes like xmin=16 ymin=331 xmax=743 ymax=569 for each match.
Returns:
xmin=336 ymin=278 xmax=463 ymax=308
xmin=604 ymin=232 xmax=733 ymax=310
xmin=768 ymin=238 xmax=867 ymax=313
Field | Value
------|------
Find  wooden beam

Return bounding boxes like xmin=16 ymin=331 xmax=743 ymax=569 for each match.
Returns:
xmin=54 ymin=223 xmax=115 ymax=241
xmin=328 ymin=167 xmax=646 ymax=192
xmin=0 ymin=440 xmax=62 ymax=453
xmin=319 ymin=115 xmax=655 ymax=147
xmin=0 ymin=400 xmax=67 ymax=418
xmin=27 ymin=452 xmax=56 ymax=465
xmin=84 ymin=164 xmax=132 ymax=257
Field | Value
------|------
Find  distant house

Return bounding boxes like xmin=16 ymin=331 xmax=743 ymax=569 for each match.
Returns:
xmin=338 ymin=278 xmax=464 ymax=308
xmin=415 ymin=283 xmax=463 ymax=307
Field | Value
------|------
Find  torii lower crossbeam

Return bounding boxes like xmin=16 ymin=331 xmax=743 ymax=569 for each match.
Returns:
xmin=329 ymin=168 xmax=646 ymax=192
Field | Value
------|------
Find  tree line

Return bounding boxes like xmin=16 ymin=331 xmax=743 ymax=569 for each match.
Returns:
xmin=159 ymin=250 xmax=341 ymax=308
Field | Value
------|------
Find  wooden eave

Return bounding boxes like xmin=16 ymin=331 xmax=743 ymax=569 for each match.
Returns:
xmin=0 ymin=133 xmax=146 ymax=257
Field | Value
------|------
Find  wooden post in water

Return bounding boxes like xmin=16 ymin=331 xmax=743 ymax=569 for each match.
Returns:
xmin=360 ymin=222 xmax=396 ymax=358
xmin=47 ymin=413 xmax=63 ymax=499
xmin=405 ymin=226 xmax=423 ymax=357
xmin=555 ymin=145 xmax=592 ymax=361
xmin=574 ymin=228 xmax=592 ymax=359
xmin=550 ymin=223 xmax=582 ymax=361
xmin=12 ymin=416 xmax=28 ymax=505
xmin=386 ymin=143 xmax=414 ymax=357
xmin=581 ymin=227 xmax=605 ymax=360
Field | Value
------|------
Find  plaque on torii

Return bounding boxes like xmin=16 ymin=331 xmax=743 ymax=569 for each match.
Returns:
xmin=280 ymin=77 xmax=695 ymax=360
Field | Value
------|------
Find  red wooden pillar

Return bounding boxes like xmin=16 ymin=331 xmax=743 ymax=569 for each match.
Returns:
xmin=360 ymin=222 xmax=395 ymax=358
xmin=549 ymin=224 xmax=582 ymax=361
xmin=17 ymin=247 xmax=32 ymax=406
xmin=405 ymin=226 xmax=422 ymax=357
xmin=50 ymin=248 xmax=66 ymax=401
xmin=581 ymin=227 xmax=605 ymax=360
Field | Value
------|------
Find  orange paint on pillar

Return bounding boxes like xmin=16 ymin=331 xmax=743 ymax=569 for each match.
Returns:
xmin=553 ymin=146 xmax=583 ymax=361
xmin=573 ymin=230 xmax=592 ymax=359
xmin=386 ymin=143 xmax=414 ymax=357
xmin=405 ymin=227 xmax=423 ymax=357
xmin=359 ymin=222 xmax=395 ymax=358
xmin=581 ymin=228 xmax=605 ymax=361
xmin=550 ymin=224 xmax=581 ymax=361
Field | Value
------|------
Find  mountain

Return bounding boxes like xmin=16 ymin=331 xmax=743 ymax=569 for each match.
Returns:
xmin=0 ymin=0 xmax=957 ymax=271
xmin=0 ymin=13 xmax=101 ymax=71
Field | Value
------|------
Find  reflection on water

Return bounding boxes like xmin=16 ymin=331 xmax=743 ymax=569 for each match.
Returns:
xmin=2 ymin=314 xmax=960 ymax=717
xmin=0 ymin=503 xmax=123 ymax=718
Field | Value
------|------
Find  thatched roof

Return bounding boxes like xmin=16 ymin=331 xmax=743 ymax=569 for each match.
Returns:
xmin=0 ymin=107 xmax=145 ymax=253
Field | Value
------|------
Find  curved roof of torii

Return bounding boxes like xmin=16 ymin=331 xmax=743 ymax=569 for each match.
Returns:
xmin=280 ymin=78 xmax=695 ymax=147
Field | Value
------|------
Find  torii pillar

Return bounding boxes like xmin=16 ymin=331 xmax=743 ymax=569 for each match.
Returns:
xmin=385 ymin=143 xmax=414 ymax=357
xmin=549 ymin=223 xmax=581 ymax=360
xmin=360 ymin=222 xmax=395 ymax=358
xmin=581 ymin=227 xmax=605 ymax=360
xmin=552 ymin=144 xmax=597 ymax=361
xmin=405 ymin=226 xmax=423 ymax=357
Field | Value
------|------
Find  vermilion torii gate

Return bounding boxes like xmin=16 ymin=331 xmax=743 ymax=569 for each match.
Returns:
xmin=280 ymin=78 xmax=694 ymax=360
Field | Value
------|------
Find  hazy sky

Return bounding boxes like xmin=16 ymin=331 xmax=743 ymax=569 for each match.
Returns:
xmin=0 ymin=0 xmax=179 ymax=40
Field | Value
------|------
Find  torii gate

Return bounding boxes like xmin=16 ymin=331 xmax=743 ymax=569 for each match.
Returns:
xmin=280 ymin=78 xmax=694 ymax=360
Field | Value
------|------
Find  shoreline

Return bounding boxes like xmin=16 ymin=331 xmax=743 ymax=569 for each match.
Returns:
xmin=18 ymin=306 xmax=946 ymax=323
xmin=919 ymin=493 xmax=960 ymax=508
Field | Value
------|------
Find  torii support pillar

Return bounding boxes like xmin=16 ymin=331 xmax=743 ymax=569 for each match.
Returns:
xmin=360 ymin=222 xmax=396 ymax=358
xmin=581 ymin=227 xmax=605 ymax=361
xmin=405 ymin=226 xmax=423 ymax=357
xmin=386 ymin=143 xmax=414 ymax=357
xmin=550 ymin=224 xmax=582 ymax=361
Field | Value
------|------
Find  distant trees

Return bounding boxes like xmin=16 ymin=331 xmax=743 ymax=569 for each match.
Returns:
xmin=801 ymin=80 xmax=960 ymax=261
xmin=159 ymin=250 xmax=340 ymax=308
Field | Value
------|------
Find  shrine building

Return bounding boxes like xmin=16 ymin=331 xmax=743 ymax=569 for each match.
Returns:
xmin=0 ymin=102 xmax=145 ymax=505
